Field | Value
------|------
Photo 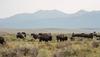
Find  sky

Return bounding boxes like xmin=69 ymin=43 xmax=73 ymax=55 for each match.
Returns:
xmin=0 ymin=0 xmax=100 ymax=18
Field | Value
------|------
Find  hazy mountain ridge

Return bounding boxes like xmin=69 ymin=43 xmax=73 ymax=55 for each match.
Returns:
xmin=0 ymin=10 xmax=100 ymax=29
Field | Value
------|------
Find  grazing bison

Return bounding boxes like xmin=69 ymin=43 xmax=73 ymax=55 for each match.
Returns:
xmin=72 ymin=33 xmax=93 ymax=39
xmin=31 ymin=33 xmax=38 ymax=39
xmin=0 ymin=36 xmax=6 ymax=45
xmin=22 ymin=32 xmax=26 ymax=37
xmin=38 ymin=33 xmax=52 ymax=42
xmin=56 ymin=34 xmax=68 ymax=42
xmin=16 ymin=32 xmax=25 ymax=39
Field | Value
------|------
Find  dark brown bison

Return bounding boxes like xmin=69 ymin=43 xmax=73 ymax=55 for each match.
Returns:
xmin=56 ymin=34 xmax=68 ymax=42
xmin=72 ymin=32 xmax=93 ymax=39
xmin=22 ymin=32 xmax=26 ymax=37
xmin=38 ymin=33 xmax=52 ymax=42
xmin=0 ymin=36 xmax=6 ymax=45
xmin=16 ymin=32 xmax=25 ymax=39
xmin=31 ymin=33 xmax=38 ymax=39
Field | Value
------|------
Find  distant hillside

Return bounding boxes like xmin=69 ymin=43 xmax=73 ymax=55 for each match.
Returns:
xmin=0 ymin=10 xmax=100 ymax=29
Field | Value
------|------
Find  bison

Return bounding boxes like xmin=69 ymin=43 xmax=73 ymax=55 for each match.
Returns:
xmin=56 ymin=34 xmax=68 ymax=42
xmin=72 ymin=32 xmax=93 ymax=39
xmin=22 ymin=32 xmax=26 ymax=37
xmin=0 ymin=36 xmax=6 ymax=45
xmin=31 ymin=33 xmax=38 ymax=39
xmin=16 ymin=32 xmax=25 ymax=39
xmin=38 ymin=33 xmax=52 ymax=42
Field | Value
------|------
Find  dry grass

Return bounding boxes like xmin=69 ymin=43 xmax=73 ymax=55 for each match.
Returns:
xmin=0 ymin=33 xmax=100 ymax=57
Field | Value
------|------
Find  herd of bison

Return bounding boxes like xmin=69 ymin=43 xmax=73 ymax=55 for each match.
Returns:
xmin=0 ymin=31 xmax=100 ymax=45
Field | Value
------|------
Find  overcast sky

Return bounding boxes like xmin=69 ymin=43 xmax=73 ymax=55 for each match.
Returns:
xmin=0 ymin=0 xmax=100 ymax=18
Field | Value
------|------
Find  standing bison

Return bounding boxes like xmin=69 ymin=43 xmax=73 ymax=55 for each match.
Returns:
xmin=56 ymin=34 xmax=68 ymax=42
xmin=0 ymin=36 xmax=6 ymax=45
xmin=72 ymin=32 xmax=93 ymax=39
xmin=38 ymin=33 xmax=52 ymax=42
xmin=31 ymin=33 xmax=38 ymax=39
xmin=22 ymin=32 xmax=26 ymax=37
xmin=16 ymin=32 xmax=25 ymax=39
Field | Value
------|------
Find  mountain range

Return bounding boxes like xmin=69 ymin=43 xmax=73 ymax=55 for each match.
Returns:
xmin=0 ymin=10 xmax=100 ymax=29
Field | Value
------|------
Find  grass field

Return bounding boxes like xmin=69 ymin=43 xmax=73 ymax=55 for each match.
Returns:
xmin=0 ymin=32 xmax=100 ymax=57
